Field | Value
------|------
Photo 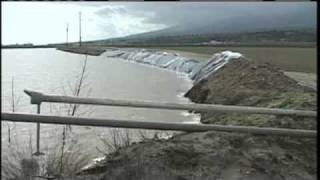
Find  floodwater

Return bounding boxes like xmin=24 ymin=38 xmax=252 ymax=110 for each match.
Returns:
xmin=1 ymin=48 xmax=199 ymax=170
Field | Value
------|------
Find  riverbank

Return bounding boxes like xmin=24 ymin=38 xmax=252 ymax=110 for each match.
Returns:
xmin=55 ymin=45 xmax=316 ymax=73
xmin=162 ymin=48 xmax=317 ymax=91
xmin=56 ymin=46 xmax=106 ymax=56
xmin=1 ymin=45 xmax=54 ymax=49
xmin=77 ymin=49 xmax=316 ymax=179
xmin=156 ymin=46 xmax=317 ymax=73
xmin=49 ymin=46 xmax=319 ymax=90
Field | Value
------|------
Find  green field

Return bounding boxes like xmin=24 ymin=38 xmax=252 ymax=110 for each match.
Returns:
xmin=158 ymin=47 xmax=317 ymax=73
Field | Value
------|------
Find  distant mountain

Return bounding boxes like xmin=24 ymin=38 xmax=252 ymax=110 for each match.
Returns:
xmin=83 ymin=28 xmax=316 ymax=47
xmin=81 ymin=5 xmax=316 ymax=46
xmin=123 ymin=6 xmax=316 ymax=41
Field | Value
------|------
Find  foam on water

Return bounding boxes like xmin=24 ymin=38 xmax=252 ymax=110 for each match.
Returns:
xmin=180 ymin=111 xmax=201 ymax=124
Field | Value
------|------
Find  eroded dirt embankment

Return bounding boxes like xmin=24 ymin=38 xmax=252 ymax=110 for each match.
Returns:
xmin=185 ymin=58 xmax=316 ymax=129
xmin=82 ymin=57 xmax=316 ymax=180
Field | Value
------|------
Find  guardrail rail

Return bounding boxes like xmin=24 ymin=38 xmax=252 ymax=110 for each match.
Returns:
xmin=1 ymin=89 xmax=317 ymax=157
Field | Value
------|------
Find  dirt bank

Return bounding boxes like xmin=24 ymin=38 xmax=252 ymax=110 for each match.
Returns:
xmin=79 ymin=55 xmax=317 ymax=180
xmin=185 ymin=58 xmax=316 ymax=128
xmin=56 ymin=46 xmax=106 ymax=56
xmin=161 ymin=48 xmax=317 ymax=91
xmin=82 ymin=131 xmax=316 ymax=180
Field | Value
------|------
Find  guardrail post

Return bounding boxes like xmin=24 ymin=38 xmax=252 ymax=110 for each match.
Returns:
xmin=24 ymin=90 xmax=45 ymax=156
xmin=33 ymin=104 xmax=44 ymax=156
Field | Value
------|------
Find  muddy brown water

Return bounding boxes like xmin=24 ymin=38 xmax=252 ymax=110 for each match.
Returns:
xmin=1 ymin=48 xmax=200 ymax=174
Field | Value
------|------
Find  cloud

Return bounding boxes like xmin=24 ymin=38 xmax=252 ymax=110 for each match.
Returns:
xmin=2 ymin=1 xmax=316 ymax=44
xmin=94 ymin=5 xmax=166 ymax=38
xmin=95 ymin=6 xmax=124 ymax=18
xmin=95 ymin=2 xmax=316 ymax=27
xmin=2 ymin=2 xmax=166 ymax=44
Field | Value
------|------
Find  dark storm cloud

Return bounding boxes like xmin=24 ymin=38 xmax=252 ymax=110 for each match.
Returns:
xmin=94 ymin=2 xmax=316 ymax=27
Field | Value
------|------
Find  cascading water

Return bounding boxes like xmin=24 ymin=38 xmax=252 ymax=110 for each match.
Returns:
xmin=104 ymin=48 xmax=243 ymax=84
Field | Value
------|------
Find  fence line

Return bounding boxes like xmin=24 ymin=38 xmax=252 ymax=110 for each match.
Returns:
xmin=24 ymin=90 xmax=317 ymax=117
xmin=1 ymin=112 xmax=316 ymax=138
xmin=1 ymin=89 xmax=317 ymax=156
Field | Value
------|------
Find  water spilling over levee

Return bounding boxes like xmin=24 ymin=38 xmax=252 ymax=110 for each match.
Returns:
xmin=190 ymin=51 xmax=242 ymax=83
xmin=104 ymin=48 xmax=243 ymax=84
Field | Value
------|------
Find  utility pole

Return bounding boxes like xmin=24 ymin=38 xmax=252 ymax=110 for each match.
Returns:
xmin=79 ymin=11 xmax=82 ymax=47
xmin=66 ymin=23 xmax=69 ymax=47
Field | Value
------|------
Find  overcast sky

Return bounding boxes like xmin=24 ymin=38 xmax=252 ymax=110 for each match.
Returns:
xmin=1 ymin=2 xmax=316 ymax=45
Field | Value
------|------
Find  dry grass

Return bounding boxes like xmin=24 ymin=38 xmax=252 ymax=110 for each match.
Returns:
xmin=1 ymin=129 xmax=91 ymax=180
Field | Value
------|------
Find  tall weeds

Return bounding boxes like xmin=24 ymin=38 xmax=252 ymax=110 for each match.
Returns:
xmin=7 ymin=77 xmax=20 ymax=145
xmin=2 ymin=55 xmax=92 ymax=180
xmin=56 ymin=54 xmax=90 ymax=179
xmin=2 ymin=54 xmax=178 ymax=179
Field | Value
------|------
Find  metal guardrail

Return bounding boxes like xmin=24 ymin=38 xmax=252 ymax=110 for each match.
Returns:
xmin=2 ymin=112 xmax=316 ymax=138
xmin=1 ymin=90 xmax=318 ymax=156
xmin=23 ymin=90 xmax=317 ymax=117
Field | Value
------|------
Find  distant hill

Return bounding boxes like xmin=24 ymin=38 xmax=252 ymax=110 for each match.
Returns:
xmin=82 ymin=28 xmax=316 ymax=47
xmin=121 ymin=5 xmax=316 ymax=40
xmin=79 ymin=5 xmax=317 ymax=46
